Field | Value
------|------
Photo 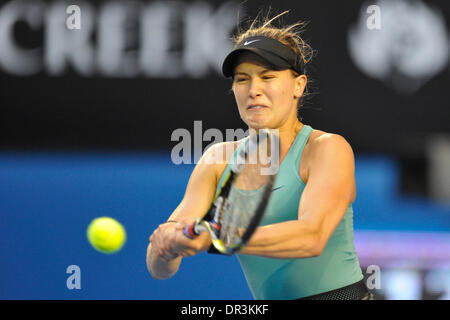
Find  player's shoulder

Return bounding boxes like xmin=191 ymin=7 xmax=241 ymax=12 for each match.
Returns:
xmin=199 ymin=139 xmax=245 ymax=186
xmin=305 ymin=129 xmax=353 ymax=158
xmin=201 ymin=140 xmax=241 ymax=162
xmin=300 ymin=129 xmax=355 ymax=184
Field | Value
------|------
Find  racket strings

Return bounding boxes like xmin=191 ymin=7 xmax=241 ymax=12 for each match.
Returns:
xmin=223 ymin=188 xmax=254 ymax=245
xmin=220 ymin=162 xmax=273 ymax=247
xmin=216 ymin=130 xmax=278 ymax=250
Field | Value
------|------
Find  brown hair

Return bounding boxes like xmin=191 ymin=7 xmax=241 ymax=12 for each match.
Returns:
xmin=232 ymin=9 xmax=316 ymax=111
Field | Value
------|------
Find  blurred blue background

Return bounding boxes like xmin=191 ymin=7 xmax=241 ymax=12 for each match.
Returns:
xmin=1 ymin=152 xmax=449 ymax=299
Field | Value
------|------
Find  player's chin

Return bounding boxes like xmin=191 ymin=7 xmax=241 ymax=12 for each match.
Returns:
xmin=244 ymin=116 xmax=272 ymax=130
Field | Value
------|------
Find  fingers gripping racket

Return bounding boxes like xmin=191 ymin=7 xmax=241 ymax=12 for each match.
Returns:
xmin=183 ymin=129 xmax=279 ymax=255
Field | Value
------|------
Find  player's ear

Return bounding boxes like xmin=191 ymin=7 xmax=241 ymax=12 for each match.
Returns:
xmin=293 ymin=73 xmax=307 ymax=99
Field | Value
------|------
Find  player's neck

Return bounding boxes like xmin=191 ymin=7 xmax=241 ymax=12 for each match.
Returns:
xmin=277 ymin=119 xmax=303 ymax=163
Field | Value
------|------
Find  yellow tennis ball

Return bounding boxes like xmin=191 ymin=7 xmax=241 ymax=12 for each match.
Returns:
xmin=87 ymin=217 xmax=126 ymax=254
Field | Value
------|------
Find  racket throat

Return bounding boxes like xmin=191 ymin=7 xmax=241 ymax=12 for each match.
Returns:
xmin=194 ymin=220 xmax=221 ymax=238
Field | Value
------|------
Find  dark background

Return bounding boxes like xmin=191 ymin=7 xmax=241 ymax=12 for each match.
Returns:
xmin=1 ymin=0 xmax=448 ymax=155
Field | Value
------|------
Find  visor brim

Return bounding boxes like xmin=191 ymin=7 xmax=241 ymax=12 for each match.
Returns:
xmin=222 ymin=48 xmax=292 ymax=78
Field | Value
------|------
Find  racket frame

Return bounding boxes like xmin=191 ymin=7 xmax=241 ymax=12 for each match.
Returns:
xmin=183 ymin=130 xmax=277 ymax=255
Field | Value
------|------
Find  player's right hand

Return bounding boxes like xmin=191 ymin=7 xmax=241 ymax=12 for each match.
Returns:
xmin=149 ymin=222 xmax=182 ymax=262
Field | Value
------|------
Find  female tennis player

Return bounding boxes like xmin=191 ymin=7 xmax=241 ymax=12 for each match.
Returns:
xmin=147 ymin=11 xmax=373 ymax=300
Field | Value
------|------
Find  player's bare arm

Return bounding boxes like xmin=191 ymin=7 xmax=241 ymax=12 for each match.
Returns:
xmin=147 ymin=141 xmax=237 ymax=279
xmin=239 ymin=133 xmax=356 ymax=259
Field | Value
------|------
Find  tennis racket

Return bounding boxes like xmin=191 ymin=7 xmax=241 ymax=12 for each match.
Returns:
xmin=183 ymin=129 xmax=279 ymax=255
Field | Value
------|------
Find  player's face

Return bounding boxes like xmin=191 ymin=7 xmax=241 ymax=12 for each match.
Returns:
xmin=232 ymin=62 xmax=305 ymax=130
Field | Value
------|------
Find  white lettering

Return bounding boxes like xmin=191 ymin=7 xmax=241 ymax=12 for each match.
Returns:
xmin=0 ymin=0 xmax=44 ymax=75
xmin=181 ymin=304 xmax=215 ymax=317
xmin=66 ymin=265 xmax=81 ymax=289
xmin=0 ymin=0 xmax=240 ymax=78
xmin=366 ymin=5 xmax=381 ymax=30
xmin=66 ymin=5 xmax=81 ymax=30
xmin=139 ymin=1 xmax=185 ymax=78
xmin=366 ymin=264 xmax=382 ymax=289
xmin=97 ymin=1 xmax=139 ymax=77
xmin=171 ymin=128 xmax=191 ymax=164
xmin=45 ymin=1 xmax=95 ymax=76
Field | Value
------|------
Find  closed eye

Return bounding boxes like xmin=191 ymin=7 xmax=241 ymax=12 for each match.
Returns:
xmin=234 ymin=74 xmax=274 ymax=82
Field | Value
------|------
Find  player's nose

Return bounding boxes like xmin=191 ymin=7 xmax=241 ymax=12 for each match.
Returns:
xmin=248 ymin=79 xmax=263 ymax=98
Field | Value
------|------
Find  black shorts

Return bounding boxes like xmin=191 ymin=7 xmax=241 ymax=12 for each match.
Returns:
xmin=297 ymin=279 xmax=374 ymax=300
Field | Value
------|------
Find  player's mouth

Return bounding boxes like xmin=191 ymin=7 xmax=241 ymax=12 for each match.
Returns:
xmin=247 ymin=104 xmax=269 ymax=110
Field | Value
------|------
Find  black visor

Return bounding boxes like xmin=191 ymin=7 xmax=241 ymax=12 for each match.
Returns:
xmin=222 ymin=36 xmax=305 ymax=78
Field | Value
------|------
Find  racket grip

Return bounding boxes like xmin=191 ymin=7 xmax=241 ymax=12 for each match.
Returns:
xmin=183 ymin=221 xmax=198 ymax=239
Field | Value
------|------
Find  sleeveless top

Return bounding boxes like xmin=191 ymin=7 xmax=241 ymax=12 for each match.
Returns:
xmin=214 ymin=124 xmax=363 ymax=299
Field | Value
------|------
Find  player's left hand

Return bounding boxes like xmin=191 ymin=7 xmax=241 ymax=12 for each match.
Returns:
xmin=171 ymin=218 xmax=212 ymax=257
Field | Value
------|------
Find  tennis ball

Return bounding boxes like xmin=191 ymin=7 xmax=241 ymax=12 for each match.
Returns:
xmin=87 ymin=217 xmax=126 ymax=254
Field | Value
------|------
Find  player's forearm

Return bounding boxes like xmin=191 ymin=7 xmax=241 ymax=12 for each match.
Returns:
xmin=239 ymin=220 xmax=322 ymax=259
xmin=146 ymin=243 xmax=182 ymax=280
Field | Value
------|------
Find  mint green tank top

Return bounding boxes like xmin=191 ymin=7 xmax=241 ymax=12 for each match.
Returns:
xmin=215 ymin=125 xmax=363 ymax=299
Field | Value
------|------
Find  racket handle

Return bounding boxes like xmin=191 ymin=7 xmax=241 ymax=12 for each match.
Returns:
xmin=183 ymin=221 xmax=199 ymax=239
